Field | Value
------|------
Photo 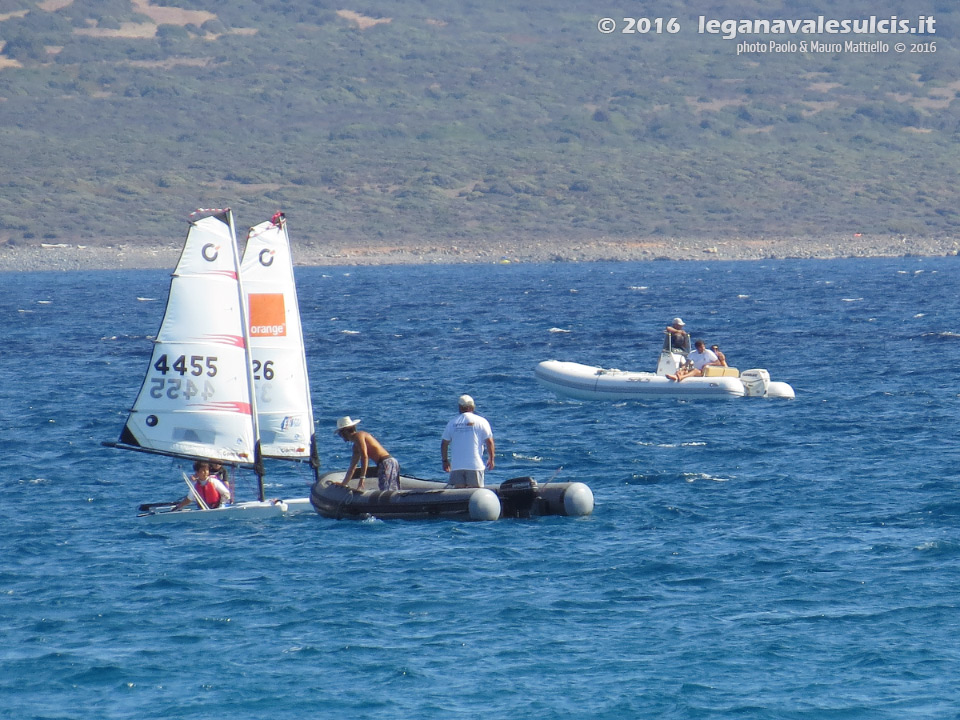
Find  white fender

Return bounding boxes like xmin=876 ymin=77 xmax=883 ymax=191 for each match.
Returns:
xmin=469 ymin=489 xmax=501 ymax=521
xmin=562 ymin=482 xmax=595 ymax=516
xmin=765 ymin=381 xmax=795 ymax=399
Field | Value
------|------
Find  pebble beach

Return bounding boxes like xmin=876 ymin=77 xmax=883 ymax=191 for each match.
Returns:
xmin=2 ymin=234 xmax=958 ymax=272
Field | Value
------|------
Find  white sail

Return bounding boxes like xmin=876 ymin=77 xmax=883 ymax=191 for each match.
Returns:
xmin=240 ymin=213 xmax=316 ymax=460
xmin=118 ymin=209 xmax=258 ymax=464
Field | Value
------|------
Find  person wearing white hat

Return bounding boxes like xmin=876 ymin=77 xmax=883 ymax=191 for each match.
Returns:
xmin=440 ymin=395 xmax=495 ymax=487
xmin=663 ymin=317 xmax=690 ymax=354
xmin=335 ymin=416 xmax=399 ymax=491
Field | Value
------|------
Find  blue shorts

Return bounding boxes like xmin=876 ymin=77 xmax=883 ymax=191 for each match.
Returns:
xmin=378 ymin=456 xmax=400 ymax=491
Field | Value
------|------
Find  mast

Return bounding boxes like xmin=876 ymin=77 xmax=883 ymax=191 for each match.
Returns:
xmin=277 ymin=214 xmax=322 ymax=485
xmin=232 ymin=210 xmax=266 ymax=501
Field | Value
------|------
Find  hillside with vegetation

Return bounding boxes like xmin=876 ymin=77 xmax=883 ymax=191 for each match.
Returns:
xmin=0 ymin=0 xmax=958 ymax=252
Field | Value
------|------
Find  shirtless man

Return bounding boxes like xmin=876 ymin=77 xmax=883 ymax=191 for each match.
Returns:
xmin=335 ymin=416 xmax=400 ymax=491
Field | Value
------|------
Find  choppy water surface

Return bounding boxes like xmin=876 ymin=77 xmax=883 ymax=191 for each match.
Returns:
xmin=2 ymin=258 xmax=960 ymax=719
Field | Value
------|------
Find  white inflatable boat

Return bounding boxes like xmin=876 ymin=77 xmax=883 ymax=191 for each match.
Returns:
xmin=536 ymin=351 xmax=794 ymax=401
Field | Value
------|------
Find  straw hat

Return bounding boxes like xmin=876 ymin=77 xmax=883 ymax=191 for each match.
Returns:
xmin=335 ymin=416 xmax=361 ymax=432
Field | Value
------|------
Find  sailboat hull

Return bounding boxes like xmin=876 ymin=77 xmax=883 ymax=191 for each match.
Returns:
xmin=138 ymin=498 xmax=312 ymax=522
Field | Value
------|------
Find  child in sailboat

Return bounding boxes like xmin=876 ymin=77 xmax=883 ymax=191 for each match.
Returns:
xmin=173 ymin=461 xmax=234 ymax=511
xmin=208 ymin=462 xmax=234 ymax=503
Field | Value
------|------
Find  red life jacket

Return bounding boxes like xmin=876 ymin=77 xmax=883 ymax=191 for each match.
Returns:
xmin=194 ymin=479 xmax=222 ymax=508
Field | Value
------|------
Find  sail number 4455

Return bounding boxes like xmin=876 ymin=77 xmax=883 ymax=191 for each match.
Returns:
xmin=154 ymin=354 xmax=218 ymax=377
xmin=150 ymin=354 xmax=219 ymax=400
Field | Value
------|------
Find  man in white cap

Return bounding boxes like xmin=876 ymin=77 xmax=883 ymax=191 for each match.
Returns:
xmin=440 ymin=395 xmax=495 ymax=487
xmin=335 ymin=416 xmax=399 ymax=491
xmin=663 ymin=317 xmax=690 ymax=354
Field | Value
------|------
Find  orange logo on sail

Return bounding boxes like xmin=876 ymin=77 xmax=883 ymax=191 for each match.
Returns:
xmin=248 ymin=293 xmax=286 ymax=336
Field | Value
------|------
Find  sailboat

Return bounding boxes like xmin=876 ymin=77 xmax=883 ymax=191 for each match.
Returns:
xmin=105 ymin=209 xmax=317 ymax=519
xmin=239 ymin=211 xmax=318 ymax=513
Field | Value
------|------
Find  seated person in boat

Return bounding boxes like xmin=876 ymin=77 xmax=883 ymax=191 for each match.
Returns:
xmin=710 ymin=344 xmax=727 ymax=367
xmin=668 ymin=340 xmax=719 ymax=381
xmin=173 ymin=461 xmax=233 ymax=510
xmin=663 ymin=317 xmax=690 ymax=354
xmin=335 ymin=416 xmax=400 ymax=491
xmin=208 ymin=462 xmax=234 ymax=499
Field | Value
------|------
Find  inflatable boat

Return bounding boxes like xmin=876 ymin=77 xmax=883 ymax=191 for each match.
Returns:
xmin=310 ymin=471 xmax=594 ymax=521
xmin=536 ymin=351 xmax=794 ymax=401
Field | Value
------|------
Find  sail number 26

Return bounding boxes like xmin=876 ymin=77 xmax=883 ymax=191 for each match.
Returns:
xmin=252 ymin=360 xmax=275 ymax=380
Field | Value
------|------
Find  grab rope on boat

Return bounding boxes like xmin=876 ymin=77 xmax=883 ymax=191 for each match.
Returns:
xmin=334 ymin=485 xmax=357 ymax=520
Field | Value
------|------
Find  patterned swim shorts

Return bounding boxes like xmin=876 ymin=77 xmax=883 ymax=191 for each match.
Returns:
xmin=378 ymin=456 xmax=400 ymax=491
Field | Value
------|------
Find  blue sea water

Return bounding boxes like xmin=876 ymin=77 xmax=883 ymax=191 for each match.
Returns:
xmin=2 ymin=257 xmax=960 ymax=719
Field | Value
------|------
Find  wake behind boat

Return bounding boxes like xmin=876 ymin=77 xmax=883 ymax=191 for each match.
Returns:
xmin=536 ymin=348 xmax=795 ymax=401
xmin=104 ymin=209 xmax=318 ymax=520
xmin=310 ymin=470 xmax=594 ymax=521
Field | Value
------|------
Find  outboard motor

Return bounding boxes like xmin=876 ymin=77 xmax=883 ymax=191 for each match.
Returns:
xmin=497 ymin=476 xmax=539 ymax=518
xmin=740 ymin=368 xmax=771 ymax=397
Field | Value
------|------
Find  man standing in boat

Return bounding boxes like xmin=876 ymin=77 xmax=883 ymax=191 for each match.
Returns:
xmin=663 ymin=317 xmax=690 ymax=354
xmin=441 ymin=395 xmax=495 ymax=488
xmin=335 ymin=416 xmax=400 ymax=491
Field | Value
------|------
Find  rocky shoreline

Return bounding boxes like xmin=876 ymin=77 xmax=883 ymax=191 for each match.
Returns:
xmin=2 ymin=234 xmax=958 ymax=272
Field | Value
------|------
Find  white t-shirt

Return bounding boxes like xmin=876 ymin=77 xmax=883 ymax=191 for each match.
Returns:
xmin=442 ymin=412 xmax=493 ymax=471
xmin=689 ymin=348 xmax=718 ymax=370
